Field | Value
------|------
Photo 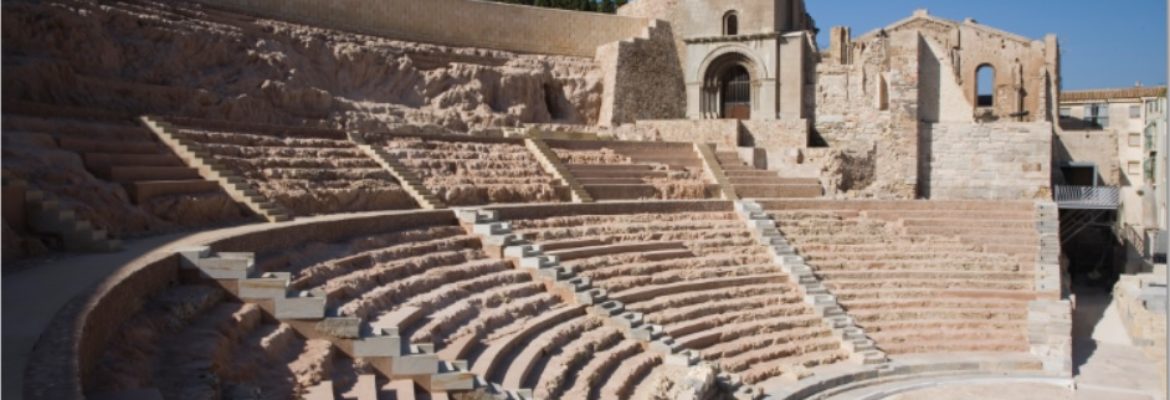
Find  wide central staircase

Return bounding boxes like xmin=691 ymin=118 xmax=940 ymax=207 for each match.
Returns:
xmin=713 ymin=150 xmax=822 ymax=199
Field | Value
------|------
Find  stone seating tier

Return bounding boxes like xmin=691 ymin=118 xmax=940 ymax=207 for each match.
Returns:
xmin=502 ymin=208 xmax=850 ymax=384
xmin=548 ymin=139 xmax=717 ymax=200
xmin=761 ymin=200 xmax=1040 ymax=357
xmin=380 ymin=136 xmax=569 ymax=206
xmin=169 ymin=120 xmax=417 ymax=216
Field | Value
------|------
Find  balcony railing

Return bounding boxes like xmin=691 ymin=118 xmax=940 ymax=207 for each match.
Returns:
xmin=1054 ymin=185 xmax=1121 ymax=210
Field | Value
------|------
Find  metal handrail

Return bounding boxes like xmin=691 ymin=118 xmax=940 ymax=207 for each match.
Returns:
xmin=1054 ymin=185 xmax=1120 ymax=210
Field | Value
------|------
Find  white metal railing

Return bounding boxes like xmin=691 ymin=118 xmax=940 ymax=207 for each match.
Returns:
xmin=1054 ymin=185 xmax=1120 ymax=210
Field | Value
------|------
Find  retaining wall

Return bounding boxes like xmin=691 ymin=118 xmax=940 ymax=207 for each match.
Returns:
xmin=193 ymin=0 xmax=651 ymax=57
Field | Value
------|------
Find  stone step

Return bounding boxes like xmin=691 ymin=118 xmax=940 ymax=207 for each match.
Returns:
xmin=100 ymin=166 xmax=202 ymax=183
xmin=722 ymin=169 xmax=783 ymax=178
xmin=83 ymin=152 xmax=185 ymax=169
xmin=3 ymin=101 xmax=135 ymax=124
xmin=545 ymin=241 xmax=687 ymax=261
xmin=125 ymin=179 xmax=222 ymax=203
xmin=3 ymin=115 xmax=154 ymax=140
xmin=728 ymin=176 xmax=821 ymax=186
xmin=570 ymin=169 xmax=671 ymax=179
xmin=302 ymin=380 xmax=334 ymax=400
xmin=58 ymin=137 xmax=162 ymax=154
xmin=565 ymin=163 xmax=653 ymax=172
xmin=576 ymin=177 xmax=648 ymax=185
xmin=734 ymin=184 xmax=822 ymax=198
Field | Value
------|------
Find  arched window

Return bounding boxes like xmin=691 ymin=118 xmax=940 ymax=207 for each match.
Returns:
xmin=877 ymin=74 xmax=890 ymax=111
xmin=976 ymin=64 xmax=995 ymax=107
xmin=724 ymin=11 xmax=738 ymax=36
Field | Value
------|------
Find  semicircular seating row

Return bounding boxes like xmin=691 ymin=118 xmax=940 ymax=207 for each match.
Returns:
xmin=91 ymin=202 xmax=904 ymax=399
xmin=162 ymin=118 xmax=732 ymax=217
xmin=3 ymin=105 xmax=826 ymax=260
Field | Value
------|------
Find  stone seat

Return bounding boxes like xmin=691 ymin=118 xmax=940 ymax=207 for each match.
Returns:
xmin=904 ymin=225 xmax=1039 ymax=237
xmin=82 ymin=152 xmax=186 ymax=169
xmin=3 ymin=100 xmax=135 ymax=123
xmin=614 ymin=273 xmax=788 ymax=307
xmin=125 ymin=180 xmax=223 ymax=203
xmin=564 ymin=163 xmax=654 ymax=172
xmin=734 ymin=184 xmax=822 ymax=198
xmin=900 ymin=218 xmax=1036 ymax=228
xmin=545 ymin=241 xmax=688 ymax=262
xmin=835 ymin=288 xmax=1038 ymax=302
xmin=724 ymin=169 xmax=787 ymax=178
xmin=3 ymin=115 xmax=153 ymax=140
xmin=673 ymin=313 xmax=823 ymax=349
xmin=760 ymin=199 xmax=1036 ymax=212
xmin=816 ymin=269 xmax=1032 ymax=282
xmin=661 ymin=297 xmax=811 ymax=338
xmin=97 ymin=166 xmax=202 ymax=183
xmin=874 ymin=337 xmax=1030 ymax=355
xmin=57 ymin=137 xmax=162 ymax=154
xmin=574 ymin=177 xmax=649 ymax=185
xmin=862 ymin=210 xmax=1036 ymax=221
xmin=491 ymin=305 xmax=591 ymax=388
xmin=728 ymin=176 xmax=821 ymax=186
xmin=583 ymin=183 xmax=718 ymax=200
xmin=827 ymin=278 xmax=1031 ymax=291
xmin=598 ymin=352 xmax=663 ymax=400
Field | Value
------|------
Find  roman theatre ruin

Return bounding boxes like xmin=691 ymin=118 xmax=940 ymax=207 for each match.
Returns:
xmin=4 ymin=0 xmax=1090 ymax=399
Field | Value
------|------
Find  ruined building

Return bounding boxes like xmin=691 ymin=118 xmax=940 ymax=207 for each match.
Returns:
xmin=5 ymin=0 xmax=1160 ymax=399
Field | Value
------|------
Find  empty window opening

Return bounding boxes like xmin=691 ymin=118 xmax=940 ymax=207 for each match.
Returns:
xmin=877 ymin=75 xmax=890 ymax=111
xmin=543 ymin=83 xmax=566 ymax=120
xmin=1085 ymin=103 xmax=1109 ymax=129
xmin=976 ymin=64 xmax=995 ymax=107
xmin=724 ymin=11 xmax=739 ymax=36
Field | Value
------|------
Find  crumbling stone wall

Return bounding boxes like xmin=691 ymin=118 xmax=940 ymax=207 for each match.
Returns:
xmin=858 ymin=10 xmax=1059 ymax=123
xmin=597 ymin=20 xmax=687 ymax=126
xmin=195 ymin=0 xmax=652 ymax=58
xmin=2 ymin=0 xmax=607 ymax=133
xmin=814 ymin=11 xmax=1059 ymax=201
xmin=811 ymin=30 xmax=919 ymax=198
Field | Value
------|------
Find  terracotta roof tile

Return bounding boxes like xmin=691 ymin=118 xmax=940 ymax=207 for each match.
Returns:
xmin=1063 ymin=86 xmax=1167 ymax=101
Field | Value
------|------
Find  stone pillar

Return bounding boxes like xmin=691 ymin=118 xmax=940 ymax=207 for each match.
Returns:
xmin=778 ymin=32 xmax=809 ymax=120
xmin=1028 ymin=202 xmax=1074 ymax=376
xmin=829 ymin=26 xmax=852 ymax=65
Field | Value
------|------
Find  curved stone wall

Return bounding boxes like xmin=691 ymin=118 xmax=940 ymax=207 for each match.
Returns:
xmin=24 ymin=210 xmax=454 ymax=400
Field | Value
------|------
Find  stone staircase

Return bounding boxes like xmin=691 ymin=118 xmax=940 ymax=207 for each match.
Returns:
xmin=523 ymin=138 xmax=593 ymax=203
xmin=177 ymin=246 xmax=486 ymax=395
xmin=3 ymin=106 xmax=230 ymax=206
xmin=456 ymin=208 xmax=764 ymax=400
xmin=347 ymin=132 xmax=447 ymax=209
xmin=734 ymin=201 xmax=888 ymax=366
xmin=694 ymin=143 xmax=739 ymax=200
xmin=139 ymin=116 xmax=292 ymax=222
xmin=716 ymin=151 xmax=822 ymax=198
xmin=14 ymin=180 xmax=121 ymax=253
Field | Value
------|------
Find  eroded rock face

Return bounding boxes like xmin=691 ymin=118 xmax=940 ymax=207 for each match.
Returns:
xmin=2 ymin=0 xmax=604 ymax=133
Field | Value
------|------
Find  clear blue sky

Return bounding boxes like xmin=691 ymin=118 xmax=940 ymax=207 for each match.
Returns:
xmin=807 ymin=0 xmax=1167 ymax=90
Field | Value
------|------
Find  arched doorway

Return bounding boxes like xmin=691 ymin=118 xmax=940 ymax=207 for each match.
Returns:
xmin=700 ymin=51 xmax=758 ymax=120
xmin=721 ymin=66 xmax=751 ymax=119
